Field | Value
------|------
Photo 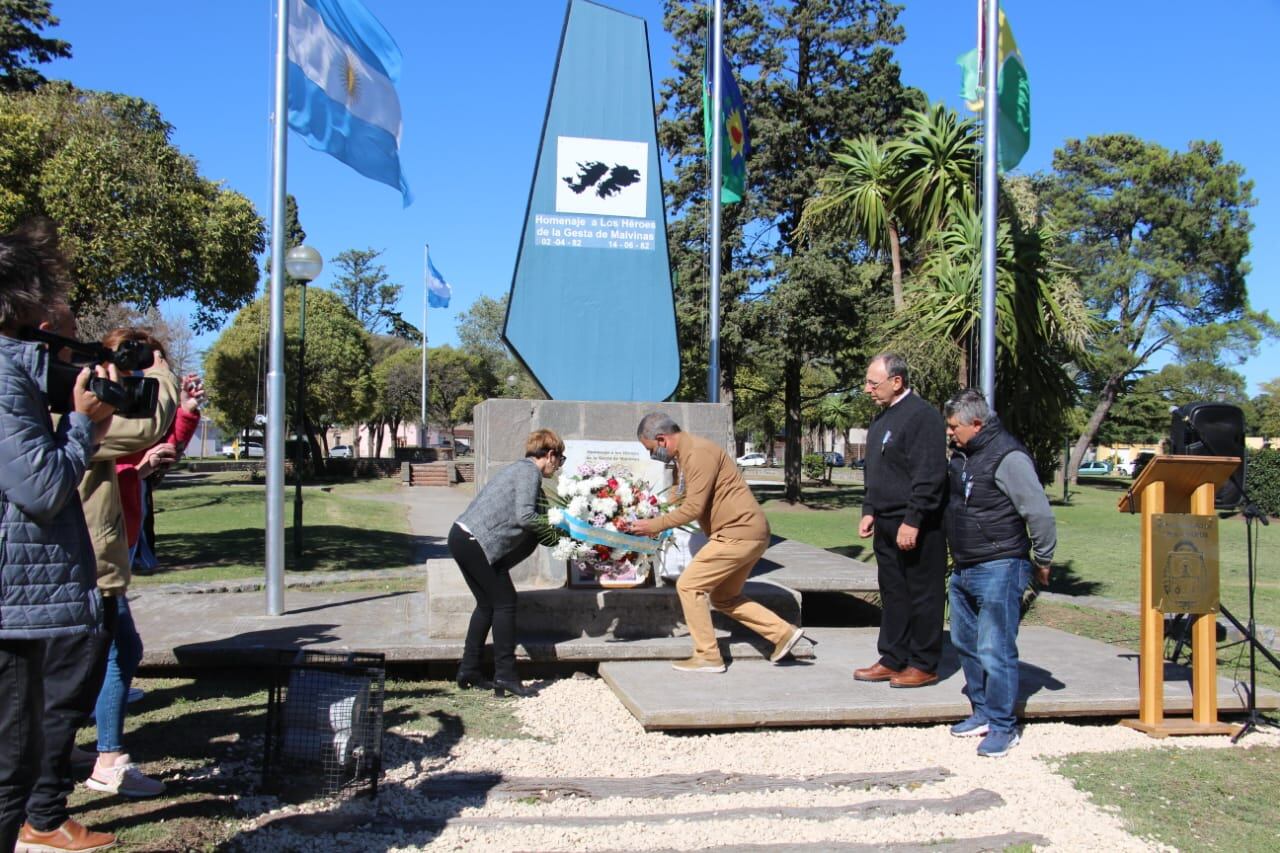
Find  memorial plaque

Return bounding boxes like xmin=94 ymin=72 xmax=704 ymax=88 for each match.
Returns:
xmin=1150 ymin=513 xmax=1219 ymax=614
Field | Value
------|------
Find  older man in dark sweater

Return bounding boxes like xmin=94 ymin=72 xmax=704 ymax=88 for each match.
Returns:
xmin=854 ymin=353 xmax=948 ymax=688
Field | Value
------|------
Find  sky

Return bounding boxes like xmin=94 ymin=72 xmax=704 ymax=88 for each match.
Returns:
xmin=42 ymin=0 xmax=1280 ymax=394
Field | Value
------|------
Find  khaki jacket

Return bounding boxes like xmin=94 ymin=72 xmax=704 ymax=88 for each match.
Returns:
xmin=653 ymin=432 xmax=770 ymax=542
xmin=79 ymin=366 xmax=179 ymax=594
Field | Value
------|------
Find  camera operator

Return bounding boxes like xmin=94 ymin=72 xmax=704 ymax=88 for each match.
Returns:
xmin=0 ymin=219 xmax=115 ymax=853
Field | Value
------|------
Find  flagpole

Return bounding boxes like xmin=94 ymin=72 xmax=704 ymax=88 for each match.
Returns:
xmin=427 ymin=240 xmax=437 ymax=445
xmin=979 ymin=0 xmax=999 ymax=405
xmin=265 ymin=0 xmax=289 ymax=616
xmin=707 ymin=0 xmax=724 ymax=404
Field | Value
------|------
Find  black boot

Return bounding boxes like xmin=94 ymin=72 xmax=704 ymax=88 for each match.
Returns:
xmin=493 ymin=678 xmax=534 ymax=698
xmin=456 ymin=670 xmax=494 ymax=691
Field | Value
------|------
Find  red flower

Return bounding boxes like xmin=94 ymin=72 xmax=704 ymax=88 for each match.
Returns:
xmin=608 ymin=478 xmax=619 ymax=489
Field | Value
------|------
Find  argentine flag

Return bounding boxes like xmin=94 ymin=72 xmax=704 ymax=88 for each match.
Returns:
xmin=287 ymin=0 xmax=412 ymax=205
xmin=427 ymin=256 xmax=451 ymax=308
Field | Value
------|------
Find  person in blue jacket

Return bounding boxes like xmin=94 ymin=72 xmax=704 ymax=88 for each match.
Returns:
xmin=0 ymin=219 xmax=117 ymax=853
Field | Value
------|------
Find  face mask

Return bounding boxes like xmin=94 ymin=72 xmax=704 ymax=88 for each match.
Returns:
xmin=650 ymin=444 xmax=672 ymax=463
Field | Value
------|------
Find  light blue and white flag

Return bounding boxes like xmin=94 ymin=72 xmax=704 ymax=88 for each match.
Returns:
xmin=427 ymin=255 xmax=451 ymax=308
xmin=287 ymin=0 xmax=412 ymax=205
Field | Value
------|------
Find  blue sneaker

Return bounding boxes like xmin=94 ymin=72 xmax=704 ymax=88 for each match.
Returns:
xmin=950 ymin=714 xmax=989 ymax=737
xmin=977 ymin=729 xmax=1020 ymax=758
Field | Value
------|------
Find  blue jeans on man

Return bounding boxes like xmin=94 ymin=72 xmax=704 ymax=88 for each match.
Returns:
xmin=949 ymin=557 xmax=1031 ymax=734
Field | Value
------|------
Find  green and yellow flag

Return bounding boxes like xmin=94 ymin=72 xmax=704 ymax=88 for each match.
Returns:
xmin=958 ymin=6 xmax=1030 ymax=171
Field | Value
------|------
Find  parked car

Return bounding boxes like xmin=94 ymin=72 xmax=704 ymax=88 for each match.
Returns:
xmin=1116 ymin=451 xmax=1156 ymax=477
xmin=329 ymin=445 xmax=353 ymax=459
xmin=823 ymin=452 xmax=845 ymax=467
xmin=222 ymin=441 xmax=264 ymax=459
xmin=849 ymin=457 xmax=866 ymax=469
xmin=736 ymin=452 xmax=768 ymax=467
xmin=1078 ymin=460 xmax=1112 ymax=476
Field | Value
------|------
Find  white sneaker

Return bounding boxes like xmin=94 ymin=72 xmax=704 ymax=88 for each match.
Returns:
xmin=85 ymin=755 xmax=166 ymax=798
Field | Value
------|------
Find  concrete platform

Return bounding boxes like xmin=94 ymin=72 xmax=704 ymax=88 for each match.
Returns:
xmin=599 ymin=625 xmax=1280 ymax=730
xmin=749 ymin=536 xmax=878 ymax=593
xmin=131 ymin=587 xmax=809 ymax=667
xmin=425 ymin=558 xmax=802 ymax=640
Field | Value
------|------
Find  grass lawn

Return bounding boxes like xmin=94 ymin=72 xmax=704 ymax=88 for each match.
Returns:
xmin=139 ymin=473 xmax=416 ymax=585
xmin=1052 ymin=746 xmax=1280 ymax=852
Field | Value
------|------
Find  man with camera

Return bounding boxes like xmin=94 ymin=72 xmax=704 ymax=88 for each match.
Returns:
xmin=0 ymin=220 xmax=117 ymax=853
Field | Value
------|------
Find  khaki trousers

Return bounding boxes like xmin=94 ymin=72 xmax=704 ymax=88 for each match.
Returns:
xmin=675 ymin=534 xmax=792 ymax=662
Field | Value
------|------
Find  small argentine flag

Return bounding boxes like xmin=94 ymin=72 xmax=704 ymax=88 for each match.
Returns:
xmin=427 ymin=256 xmax=451 ymax=309
xmin=287 ymin=0 xmax=412 ymax=205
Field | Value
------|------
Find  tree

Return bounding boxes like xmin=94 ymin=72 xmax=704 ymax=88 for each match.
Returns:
xmin=426 ymin=345 xmax=494 ymax=444
xmin=1252 ymin=378 xmax=1280 ymax=440
xmin=204 ymin=287 xmax=373 ymax=459
xmin=456 ymin=293 xmax=540 ymax=397
xmin=0 ymin=84 xmax=265 ymax=330
xmin=0 ymin=0 xmax=70 ymax=92
xmin=799 ymin=136 xmax=907 ymax=308
xmin=370 ymin=345 xmax=422 ymax=457
xmin=330 ymin=248 xmax=402 ymax=335
xmin=1038 ymin=135 xmax=1267 ymax=477
xmin=658 ymin=0 xmax=915 ymax=502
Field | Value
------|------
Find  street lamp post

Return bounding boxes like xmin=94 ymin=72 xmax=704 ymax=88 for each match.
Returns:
xmin=285 ymin=245 xmax=322 ymax=562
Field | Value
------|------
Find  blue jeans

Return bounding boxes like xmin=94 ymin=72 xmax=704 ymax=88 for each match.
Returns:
xmin=95 ymin=595 xmax=143 ymax=753
xmin=949 ymin=558 xmax=1031 ymax=734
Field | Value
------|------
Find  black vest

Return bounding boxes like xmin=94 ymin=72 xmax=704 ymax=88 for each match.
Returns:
xmin=946 ymin=418 xmax=1032 ymax=567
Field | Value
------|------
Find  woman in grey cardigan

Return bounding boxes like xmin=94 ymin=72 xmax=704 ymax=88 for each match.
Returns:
xmin=450 ymin=429 xmax=565 ymax=697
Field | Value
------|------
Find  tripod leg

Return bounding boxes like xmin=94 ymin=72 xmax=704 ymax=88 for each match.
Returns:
xmin=1217 ymin=605 xmax=1280 ymax=673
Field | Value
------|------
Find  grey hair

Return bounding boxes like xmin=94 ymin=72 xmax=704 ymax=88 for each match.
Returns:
xmin=944 ymin=388 xmax=991 ymax=425
xmin=0 ymin=218 xmax=72 ymax=332
xmin=637 ymin=412 xmax=681 ymax=440
xmin=871 ymin=352 xmax=910 ymax=387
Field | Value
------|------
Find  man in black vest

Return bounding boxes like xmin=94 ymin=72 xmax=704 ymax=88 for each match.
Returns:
xmin=854 ymin=353 xmax=948 ymax=688
xmin=944 ymin=388 xmax=1056 ymax=758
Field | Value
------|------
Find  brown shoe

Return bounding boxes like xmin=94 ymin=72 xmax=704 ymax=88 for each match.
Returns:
xmin=17 ymin=819 xmax=116 ymax=852
xmin=853 ymin=661 xmax=902 ymax=682
xmin=889 ymin=666 xmax=939 ymax=688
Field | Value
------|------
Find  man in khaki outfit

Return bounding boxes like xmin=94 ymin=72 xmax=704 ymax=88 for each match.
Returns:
xmin=629 ymin=413 xmax=807 ymax=672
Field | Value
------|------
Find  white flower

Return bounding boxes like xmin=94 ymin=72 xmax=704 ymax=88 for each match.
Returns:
xmin=610 ymin=547 xmax=630 ymax=561
xmin=551 ymin=539 xmax=578 ymax=560
xmin=585 ymin=476 xmax=607 ymax=492
xmin=547 ymin=507 xmax=564 ymax=525
xmin=614 ymin=483 xmax=634 ymax=506
xmin=590 ymin=497 xmax=618 ymax=517
xmin=567 ymin=496 xmax=590 ymax=518
xmin=557 ymin=478 xmax=578 ymax=498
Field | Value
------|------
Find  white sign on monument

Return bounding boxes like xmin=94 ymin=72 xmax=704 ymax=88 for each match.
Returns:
xmin=559 ymin=439 xmax=673 ymax=496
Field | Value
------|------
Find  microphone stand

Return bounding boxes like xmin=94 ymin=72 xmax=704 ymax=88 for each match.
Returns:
xmin=1223 ymin=498 xmax=1278 ymax=743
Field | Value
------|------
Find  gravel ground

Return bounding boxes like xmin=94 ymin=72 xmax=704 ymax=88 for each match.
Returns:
xmin=231 ymin=676 xmax=1278 ymax=852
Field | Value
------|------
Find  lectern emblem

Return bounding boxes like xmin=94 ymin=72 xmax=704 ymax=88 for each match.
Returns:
xmin=1162 ymin=540 xmax=1205 ymax=610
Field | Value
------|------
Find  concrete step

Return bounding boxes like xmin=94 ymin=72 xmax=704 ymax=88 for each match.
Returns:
xmin=425 ymin=558 xmax=802 ymax=642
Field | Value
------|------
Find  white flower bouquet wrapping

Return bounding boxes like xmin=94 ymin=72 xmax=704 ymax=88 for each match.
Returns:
xmin=542 ymin=461 xmax=671 ymax=586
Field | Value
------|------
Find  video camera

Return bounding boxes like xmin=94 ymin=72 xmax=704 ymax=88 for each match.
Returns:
xmin=24 ymin=328 xmax=160 ymax=419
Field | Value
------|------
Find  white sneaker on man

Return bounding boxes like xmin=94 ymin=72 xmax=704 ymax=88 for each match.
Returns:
xmin=85 ymin=755 xmax=165 ymax=798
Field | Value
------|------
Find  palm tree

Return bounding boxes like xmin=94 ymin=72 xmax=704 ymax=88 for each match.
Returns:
xmin=887 ymin=103 xmax=980 ymax=239
xmin=799 ymin=137 xmax=907 ymax=309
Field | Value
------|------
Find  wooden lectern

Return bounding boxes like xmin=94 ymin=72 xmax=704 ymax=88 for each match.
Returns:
xmin=1117 ymin=455 xmax=1242 ymax=737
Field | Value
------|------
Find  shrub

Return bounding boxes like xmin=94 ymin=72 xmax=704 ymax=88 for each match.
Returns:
xmin=802 ymin=453 xmax=827 ymax=481
xmin=1245 ymin=448 xmax=1280 ymax=517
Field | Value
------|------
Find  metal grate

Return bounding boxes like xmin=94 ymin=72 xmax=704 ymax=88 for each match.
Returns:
xmin=263 ymin=650 xmax=385 ymax=800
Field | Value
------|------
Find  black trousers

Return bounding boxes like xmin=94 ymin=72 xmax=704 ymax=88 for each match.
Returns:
xmin=0 ymin=639 xmax=45 ymax=852
xmin=26 ymin=598 xmax=116 ymax=831
xmin=448 ymin=524 xmax=520 ymax=682
xmin=872 ymin=515 xmax=947 ymax=673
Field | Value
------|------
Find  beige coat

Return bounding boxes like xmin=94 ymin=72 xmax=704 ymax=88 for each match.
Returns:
xmin=652 ymin=432 xmax=770 ymax=542
xmin=78 ymin=366 xmax=179 ymax=595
